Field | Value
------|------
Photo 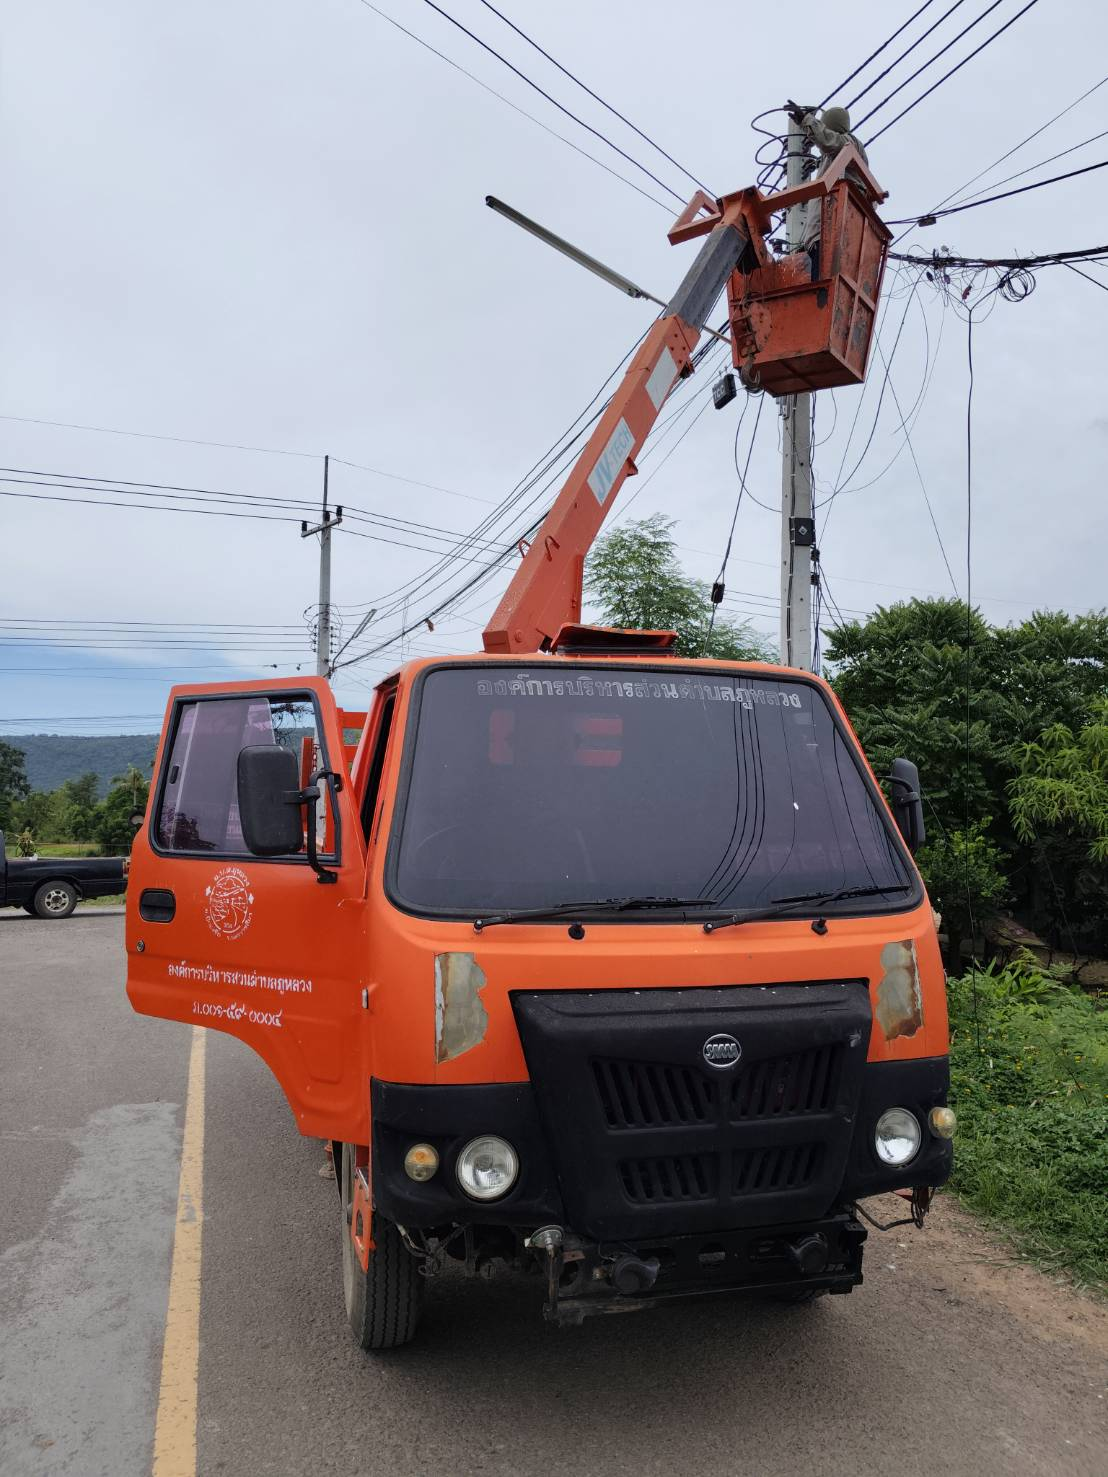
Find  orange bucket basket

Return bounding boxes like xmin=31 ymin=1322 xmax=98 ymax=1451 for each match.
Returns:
xmin=729 ymin=178 xmax=891 ymax=396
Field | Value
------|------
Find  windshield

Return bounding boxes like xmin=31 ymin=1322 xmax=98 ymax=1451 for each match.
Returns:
xmin=390 ymin=665 xmax=916 ymax=916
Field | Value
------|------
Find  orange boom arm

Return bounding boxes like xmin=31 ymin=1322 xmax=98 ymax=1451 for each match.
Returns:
xmin=482 ymin=147 xmax=887 ymax=655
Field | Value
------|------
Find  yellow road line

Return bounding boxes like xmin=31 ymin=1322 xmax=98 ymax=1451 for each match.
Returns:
xmin=152 ymin=1026 xmax=206 ymax=1477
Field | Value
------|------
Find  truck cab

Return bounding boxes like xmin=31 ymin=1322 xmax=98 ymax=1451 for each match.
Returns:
xmin=126 ymin=650 xmax=952 ymax=1344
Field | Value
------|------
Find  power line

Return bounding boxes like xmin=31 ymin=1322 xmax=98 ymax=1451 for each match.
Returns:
xmin=328 ymin=457 xmax=495 ymax=505
xmin=352 ymin=1 xmax=671 ymax=211
xmin=757 ymin=1 xmax=951 ymax=191
xmin=0 ymin=410 xmax=498 ymax=507
xmin=353 ymin=326 xmax=659 ymax=642
xmin=474 ymin=0 xmax=713 ymax=195
xmin=1063 ymin=261 xmax=1108 ymax=293
xmin=820 ymin=0 xmax=942 ymax=106
xmin=708 ymin=395 xmax=767 ymax=644
xmin=0 ymin=618 xmax=304 ymax=630
xmin=846 ymin=0 xmax=973 ymax=111
xmin=872 ymin=339 xmax=960 ymax=594
xmin=865 ymin=0 xmax=1042 ymax=146
xmin=0 ymin=472 xmax=514 ymax=560
xmin=919 ymin=73 xmax=1108 ymax=218
xmin=938 ymin=126 xmax=1108 ymax=208
xmin=853 ymin=0 xmax=1008 ymax=129
xmin=0 ymin=463 xmax=509 ymax=547
xmin=415 ymin=0 xmax=688 ymax=207
xmin=0 ymin=411 xmax=318 ymax=459
xmin=891 ymin=241 xmax=1108 ymax=269
xmin=887 ymin=156 xmax=1108 ymax=222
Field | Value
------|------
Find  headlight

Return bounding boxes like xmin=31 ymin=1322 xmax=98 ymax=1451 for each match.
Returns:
xmin=456 ymin=1135 xmax=519 ymax=1201
xmin=404 ymin=1143 xmax=440 ymax=1182
xmin=874 ymin=1107 xmax=921 ymax=1167
xmin=929 ymin=1106 xmax=957 ymax=1140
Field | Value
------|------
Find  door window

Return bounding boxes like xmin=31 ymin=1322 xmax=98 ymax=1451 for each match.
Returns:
xmin=154 ymin=694 xmax=336 ymax=860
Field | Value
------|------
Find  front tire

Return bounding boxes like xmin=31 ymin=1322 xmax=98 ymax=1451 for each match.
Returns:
xmin=340 ymin=1143 xmax=423 ymax=1350
xmin=32 ymin=881 xmax=78 ymax=919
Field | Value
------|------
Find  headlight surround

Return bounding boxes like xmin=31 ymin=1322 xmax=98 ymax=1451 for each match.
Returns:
xmin=455 ymin=1135 xmax=519 ymax=1201
xmin=874 ymin=1107 xmax=922 ymax=1167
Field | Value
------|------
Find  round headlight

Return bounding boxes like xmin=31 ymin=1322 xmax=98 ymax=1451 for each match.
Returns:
xmin=404 ymin=1143 xmax=440 ymax=1182
xmin=874 ymin=1107 xmax=921 ymax=1167
xmin=928 ymin=1105 xmax=957 ymax=1140
xmin=456 ymin=1136 xmax=519 ymax=1201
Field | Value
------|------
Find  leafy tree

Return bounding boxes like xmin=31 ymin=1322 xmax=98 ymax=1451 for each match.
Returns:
xmin=585 ymin=516 xmax=771 ymax=660
xmin=917 ymin=822 xmax=1008 ymax=971
xmin=13 ymin=790 xmax=53 ymax=837
xmin=16 ymin=829 xmax=36 ymax=857
xmin=1009 ymin=699 xmax=1108 ymax=864
xmin=56 ymin=772 xmax=101 ymax=843
xmin=827 ymin=598 xmax=1108 ymax=953
xmin=94 ymin=767 xmax=150 ymax=856
xmin=0 ymin=739 xmax=30 ymax=835
xmin=1006 ymin=699 xmax=1108 ymax=954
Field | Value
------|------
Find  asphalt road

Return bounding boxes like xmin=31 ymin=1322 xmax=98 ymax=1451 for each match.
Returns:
xmin=2 ymin=911 xmax=1105 ymax=1477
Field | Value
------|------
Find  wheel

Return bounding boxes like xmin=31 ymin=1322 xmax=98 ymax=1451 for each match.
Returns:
xmin=340 ymin=1142 xmax=424 ymax=1350
xmin=22 ymin=902 xmax=36 ymax=915
xmin=32 ymin=881 xmax=78 ymax=920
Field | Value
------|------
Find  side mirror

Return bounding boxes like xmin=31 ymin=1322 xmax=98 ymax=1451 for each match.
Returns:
xmin=237 ymin=746 xmax=304 ymax=856
xmin=887 ymin=757 xmax=926 ymax=854
xmin=129 ymin=809 xmax=145 ymax=829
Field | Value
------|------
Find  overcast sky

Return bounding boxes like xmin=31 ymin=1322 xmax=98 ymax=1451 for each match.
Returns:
xmin=1 ymin=0 xmax=1104 ymax=737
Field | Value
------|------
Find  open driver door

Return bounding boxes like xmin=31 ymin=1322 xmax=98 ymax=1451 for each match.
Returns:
xmin=126 ymin=676 xmax=370 ymax=1142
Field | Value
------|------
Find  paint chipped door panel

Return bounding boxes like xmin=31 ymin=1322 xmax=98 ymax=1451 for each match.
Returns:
xmin=126 ymin=678 xmax=370 ymax=1142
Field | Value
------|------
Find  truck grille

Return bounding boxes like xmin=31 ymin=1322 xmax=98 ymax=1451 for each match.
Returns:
xmin=513 ymin=982 xmax=871 ymax=1240
xmin=730 ymin=1044 xmax=842 ymax=1119
xmin=733 ymin=1143 xmax=823 ymax=1194
xmin=593 ymin=1058 xmax=713 ymax=1129
xmin=619 ymin=1153 xmax=718 ymax=1204
xmin=595 ymin=1044 xmax=844 ymax=1131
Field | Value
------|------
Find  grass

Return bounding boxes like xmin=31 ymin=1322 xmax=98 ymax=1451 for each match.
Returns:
xmin=947 ymin=956 xmax=1108 ymax=1293
xmin=81 ymin=894 xmax=126 ymax=908
xmin=24 ymin=842 xmax=101 ymax=857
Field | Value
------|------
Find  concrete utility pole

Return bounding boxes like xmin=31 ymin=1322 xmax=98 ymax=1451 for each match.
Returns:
xmin=300 ymin=455 xmax=343 ymax=678
xmin=779 ymin=115 xmax=815 ymax=671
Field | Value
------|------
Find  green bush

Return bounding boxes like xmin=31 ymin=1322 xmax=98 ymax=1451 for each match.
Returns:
xmin=947 ymin=957 xmax=1108 ymax=1289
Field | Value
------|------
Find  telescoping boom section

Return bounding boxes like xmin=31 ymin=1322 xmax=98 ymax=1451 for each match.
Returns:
xmin=483 ymin=145 xmax=888 ymax=654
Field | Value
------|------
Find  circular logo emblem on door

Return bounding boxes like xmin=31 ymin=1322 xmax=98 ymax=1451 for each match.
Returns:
xmin=204 ymin=866 xmax=255 ymax=941
xmin=702 ymin=1033 xmax=742 ymax=1070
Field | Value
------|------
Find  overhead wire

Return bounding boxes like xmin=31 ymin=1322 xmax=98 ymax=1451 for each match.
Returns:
xmin=473 ymin=0 xmax=713 ymax=194
xmin=910 ymin=72 xmax=1108 ymax=220
xmin=416 ymin=0 xmax=689 ymax=206
xmin=936 ymin=126 xmax=1108 ymax=209
xmin=887 ymin=156 xmax=1108 ymax=223
xmin=352 ymin=0 xmax=672 ymax=212
xmin=864 ymin=0 xmax=1042 ymax=146
xmin=707 ymin=394 xmax=767 ymax=645
xmin=852 ymin=0 xmax=1008 ymax=129
xmin=819 ymin=0 xmax=942 ymax=105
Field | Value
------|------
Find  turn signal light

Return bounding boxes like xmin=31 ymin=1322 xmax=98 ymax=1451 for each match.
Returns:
xmin=404 ymin=1143 xmax=440 ymax=1182
xmin=928 ymin=1106 xmax=957 ymax=1140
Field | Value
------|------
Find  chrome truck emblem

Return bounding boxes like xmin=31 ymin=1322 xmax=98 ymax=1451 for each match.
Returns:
xmin=701 ymin=1033 xmax=742 ymax=1069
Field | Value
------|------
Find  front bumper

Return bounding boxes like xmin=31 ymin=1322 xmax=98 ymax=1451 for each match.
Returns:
xmin=370 ymin=1055 xmax=952 ymax=1233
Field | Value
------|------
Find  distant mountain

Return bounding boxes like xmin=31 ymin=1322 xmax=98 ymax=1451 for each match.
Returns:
xmin=11 ymin=734 xmax=159 ymax=797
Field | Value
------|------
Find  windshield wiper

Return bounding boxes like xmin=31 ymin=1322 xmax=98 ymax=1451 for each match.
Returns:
xmin=473 ymin=896 xmax=715 ymax=933
xmin=701 ymin=883 xmax=915 ymax=935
